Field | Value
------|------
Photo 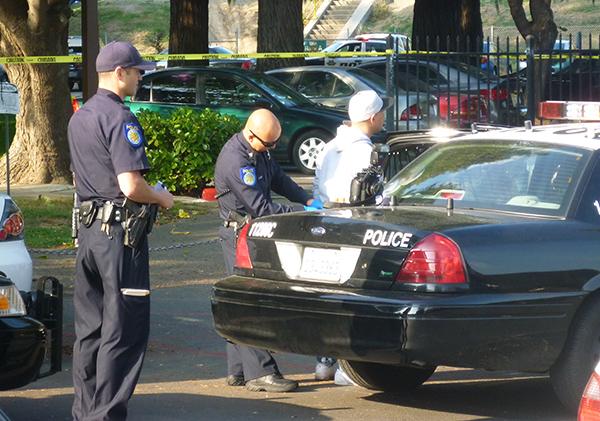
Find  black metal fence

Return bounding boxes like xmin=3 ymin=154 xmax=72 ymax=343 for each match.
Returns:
xmin=376 ymin=34 xmax=600 ymax=131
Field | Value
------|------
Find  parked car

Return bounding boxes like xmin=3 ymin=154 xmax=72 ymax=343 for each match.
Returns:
xmin=359 ymin=58 xmax=511 ymax=127
xmin=266 ymin=65 xmax=436 ymax=130
xmin=212 ymin=122 xmax=600 ymax=412
xmin=128 ymin=67 xmax=348 ymax=174
xmin=578 ymin=360 xmax=600 ymax=421
xmin=305 ymin=38 xmax=389 ymax=67
xmin=0 ymin=194 xmax=62 ymax=390
xmin=355 ymin=33 xmax=410 ymax=52
xmin=155 ymin=45 xmax=254 ymax=71
xmin=68 ymin=35 xmax=82 ymax=90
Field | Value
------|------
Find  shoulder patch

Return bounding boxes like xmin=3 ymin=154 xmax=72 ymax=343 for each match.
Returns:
xmin=240 ymin=166 xmax=257 ymax=186
xmin=123 ymin=122 xmax=145 ymax=149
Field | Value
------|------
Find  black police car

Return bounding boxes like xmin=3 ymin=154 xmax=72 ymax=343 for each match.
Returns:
xmin=212 ymin=122 xmax=600 ymax=412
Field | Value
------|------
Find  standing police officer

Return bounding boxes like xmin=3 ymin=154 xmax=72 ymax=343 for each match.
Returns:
xmin=68 ymin=41 xmax=174 ymax=421
xmin=215 ymin=109 xmax=322 ymax=393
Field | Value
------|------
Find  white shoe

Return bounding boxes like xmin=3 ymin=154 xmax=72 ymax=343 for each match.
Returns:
xmin=334 ymin=367 xmax=356 ymax=386
xmin=315 ymin=362 xmax=336 ymax=381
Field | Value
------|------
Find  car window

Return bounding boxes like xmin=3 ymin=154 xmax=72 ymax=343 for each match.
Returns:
xmin=347 ymin=68 xmax=386 ymax=92
xmin=250 ymin=73 xmax=314 ymax=107
xmin=337 ymin=42 xmax=361 ymax=53
xmin=137 ymin=72 xmax=197 ymax=104
xmin=269 ymin=72 xmax=295 ymax=87
xmin=400 ymin=63 xmax=445 ymax=85
xmin=384 ymin=142 xmax=433 ymax=181
xmin=366 ymin=42 xmax=386 ymax=52
xmin=331 ymin=74 xmax=354 ymax=97
xmin=202 ymin=74 xmax=263 ymax=106
xmin=297 ymin=71 xmax=336 ymax=97
xmin=384 ymin=140 xmax=591 ymax=217
xmin=576 ymin=156 xmax=600 ymax=224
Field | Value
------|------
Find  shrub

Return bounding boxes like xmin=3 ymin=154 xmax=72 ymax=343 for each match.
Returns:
xmin=138 ymin=107 xmax=242 ymax=194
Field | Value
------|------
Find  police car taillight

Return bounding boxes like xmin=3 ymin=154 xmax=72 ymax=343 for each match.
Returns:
xmin=235 ymin=223 xmax=253 ymax=269
xmin=579 ymin=366 xmax=600 ymax=421
xmin=241 ymin=60 xmax=252 ymax=71
xmin=539 ymin=101 xmax=600 ymax=121
xmin=395 ymin=233 xmax=466 ymax=284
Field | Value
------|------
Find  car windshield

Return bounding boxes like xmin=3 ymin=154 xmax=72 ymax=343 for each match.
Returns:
xmin=322 ymin=41 xmax=347 ymax=52
xmin=383 ymin=140 xmax=591 ymax=217
xmin=209 ymin=46 xmax=233 ymax=55
xmin=250 ymin=73 xmax=314 ymax=107
xmin=347 ymin=68 xmax=386 ymax=92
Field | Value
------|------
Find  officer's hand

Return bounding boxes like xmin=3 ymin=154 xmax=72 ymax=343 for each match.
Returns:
xmin=158 ymin=190 xmax=174 ymax=209
xmin=307 ymin=198 xmax=324 ymax=209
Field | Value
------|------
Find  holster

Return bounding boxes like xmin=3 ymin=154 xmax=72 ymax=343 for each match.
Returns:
xmin=123 ymin=199 xmax=158 ymax=249
xmin=79 ymin=201 xmax=98 ymax=228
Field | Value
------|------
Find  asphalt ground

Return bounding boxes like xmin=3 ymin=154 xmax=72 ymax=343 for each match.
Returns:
xmin=0 ymin=176 xmax=576 ymax=421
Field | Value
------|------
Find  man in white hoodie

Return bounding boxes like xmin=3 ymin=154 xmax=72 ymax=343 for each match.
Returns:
xmin=313 ymin=89 xmax=389 ymax=204
xmin=312 ymin=89 xmax=388 ymax=383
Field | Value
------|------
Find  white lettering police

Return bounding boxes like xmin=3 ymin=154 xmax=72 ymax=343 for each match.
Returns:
xmin=362 ymin=229 xmax=413 ymax=248
xmin=248 ymin=222 xmax=278 ymax=238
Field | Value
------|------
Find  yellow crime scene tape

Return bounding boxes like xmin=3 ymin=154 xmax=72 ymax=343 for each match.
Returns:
xmin=0 ymin=50 xmax=598 ymax=64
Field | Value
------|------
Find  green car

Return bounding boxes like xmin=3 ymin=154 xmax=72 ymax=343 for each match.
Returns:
xmin=127 ymin=67 xmax=348 ymax=174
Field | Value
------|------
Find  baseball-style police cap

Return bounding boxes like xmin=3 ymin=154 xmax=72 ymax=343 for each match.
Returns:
xmin=96 ymin=41 xmax=156 ymax=72
xmin=348 ymin=90 xmax=391 ymax=122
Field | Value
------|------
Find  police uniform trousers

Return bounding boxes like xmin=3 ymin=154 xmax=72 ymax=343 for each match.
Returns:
xmin=72 ymin=220 xmax=150 ymax=421
xmin=219 ymin=226 xmax=279 ymax=381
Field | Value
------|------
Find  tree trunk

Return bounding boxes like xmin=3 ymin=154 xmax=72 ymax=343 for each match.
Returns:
xmin=0 ymin=1 xmax=72 ymax=184
xmin=169 ymin=0 xmax=209 ymax=67
xmin=412 ymin=0 xmax=483 ymax=51
xmin=256 ymin=0 xmax=304 ymax=71
xmin=508 ymin=0 xmax=557 ymax=106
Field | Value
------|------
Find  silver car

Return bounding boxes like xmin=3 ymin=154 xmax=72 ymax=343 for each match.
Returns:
xmin=266 ymin=65 xmax=437 ymax=130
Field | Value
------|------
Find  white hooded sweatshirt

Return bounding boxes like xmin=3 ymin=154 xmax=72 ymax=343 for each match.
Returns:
xmin=313 ymin=124 xmax=373 ymax=204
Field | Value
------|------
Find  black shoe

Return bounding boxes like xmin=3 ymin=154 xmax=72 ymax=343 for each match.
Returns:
xmin=245 ymin=373 xmax=298 ymax=392
xmin=226 ymin=374 xmax=245 ymax=386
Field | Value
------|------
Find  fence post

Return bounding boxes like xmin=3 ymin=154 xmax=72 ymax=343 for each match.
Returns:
xmin=526 ymin=35 xmax=536 ymax=123
xmin=385 ymin=34 xmax=395 ymax=131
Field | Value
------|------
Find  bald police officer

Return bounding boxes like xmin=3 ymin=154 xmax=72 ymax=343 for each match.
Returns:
xmin=68 ymin=41 xmax=174 ymax=421
xmin=215 ymin=109 xmax=322 ymax=393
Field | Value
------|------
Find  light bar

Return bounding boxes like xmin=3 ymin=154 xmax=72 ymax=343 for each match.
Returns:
xmin=539 ymin=101 xmax=600 ymax=121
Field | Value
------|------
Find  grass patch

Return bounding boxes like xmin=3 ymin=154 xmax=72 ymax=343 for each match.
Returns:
xmin=15 ymin=195 xmax=211 ymax=249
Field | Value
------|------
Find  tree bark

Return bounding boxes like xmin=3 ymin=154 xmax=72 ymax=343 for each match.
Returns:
xmin=256 ymin=0 xmax=304 ymax=71
xmin=412 ymin=0 xmax=483 ymax=51
xmin=169 ymin=0 xmax=209 ymax=67
xmin=0 ymin=0 xmax=72 ymax=184
xmin=508 ymin=0 xmax=557 ymax=105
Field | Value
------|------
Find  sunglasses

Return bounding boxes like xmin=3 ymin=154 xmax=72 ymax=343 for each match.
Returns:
xmin=249 ymin=129 xmax=279 ymax=148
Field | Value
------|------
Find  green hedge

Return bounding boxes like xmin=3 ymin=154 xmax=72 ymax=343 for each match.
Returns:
xmin=137 ymin=107 xmax=242 ymax=194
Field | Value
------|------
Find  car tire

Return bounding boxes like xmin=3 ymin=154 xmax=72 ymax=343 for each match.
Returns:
xmin=338 ymin=360 xmax=436 ymax=392
xmin=550 ymin=293 xmax=600 ymax=411
xmin=292 ymin=129 xmax=331 ymax=175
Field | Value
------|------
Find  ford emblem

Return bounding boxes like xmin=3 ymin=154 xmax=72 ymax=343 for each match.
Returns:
xmin=310 ymin=226 xmax=326 ymax=236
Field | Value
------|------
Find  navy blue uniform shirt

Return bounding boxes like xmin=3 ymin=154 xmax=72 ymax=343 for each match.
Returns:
xmin=215 ymin=132 xmax=310 ymax=220
xmin=68 ymin=88 xmax=150 ymax=203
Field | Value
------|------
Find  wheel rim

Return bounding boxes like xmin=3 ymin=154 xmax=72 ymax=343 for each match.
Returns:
xmin=298 ymin=137 xmax=325 ymax=170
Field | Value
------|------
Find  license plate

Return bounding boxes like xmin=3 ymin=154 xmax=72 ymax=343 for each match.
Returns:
xmin=298 ymin=247 xmax=341 ymax=283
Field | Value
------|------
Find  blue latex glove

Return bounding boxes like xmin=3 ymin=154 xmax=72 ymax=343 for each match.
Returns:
xmin=304 ymin=205 xmax=319 ymax=211
xmin=310 ymin=199 xmax=324 ymax=209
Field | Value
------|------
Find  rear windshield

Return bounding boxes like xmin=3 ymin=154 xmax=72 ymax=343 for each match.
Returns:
xmin=383 ymin=140 xmax=591 ymax=217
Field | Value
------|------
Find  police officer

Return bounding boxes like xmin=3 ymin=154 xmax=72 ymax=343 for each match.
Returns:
xmin=68 ymin=41 xmax=174 ymax=421
xmin=215 ymin=109 xmax=322 ymax=393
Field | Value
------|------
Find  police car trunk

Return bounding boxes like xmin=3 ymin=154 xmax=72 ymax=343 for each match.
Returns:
xmin=211 ymin=204 xmax=517 ymax=364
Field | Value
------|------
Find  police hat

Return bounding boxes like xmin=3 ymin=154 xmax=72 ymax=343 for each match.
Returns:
xmin=96 ymin=41 xmax=156 ymax=73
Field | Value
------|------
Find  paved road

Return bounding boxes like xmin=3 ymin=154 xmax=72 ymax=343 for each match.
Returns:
xmin=0 ymin=181 xmax=576 ymax=421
